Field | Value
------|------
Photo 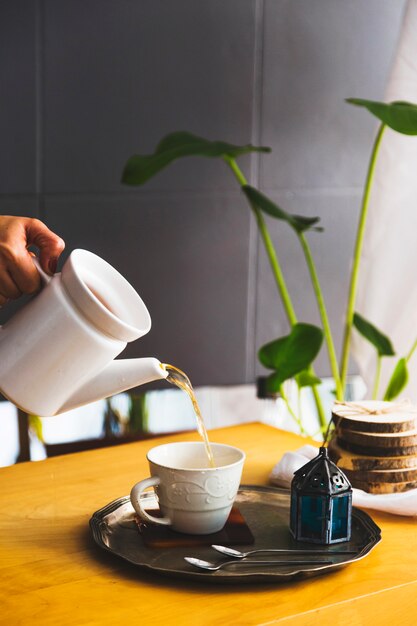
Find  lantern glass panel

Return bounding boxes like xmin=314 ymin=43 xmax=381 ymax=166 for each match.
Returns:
xmin=300 ymin=495 xmax=324 ymax=540
xmin=331 ymin=495 xmax=349 ymax=541
xmin=290 ymin=490 xmax=297 ymax=532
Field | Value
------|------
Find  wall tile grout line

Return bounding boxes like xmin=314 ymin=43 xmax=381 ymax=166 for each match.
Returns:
xmin=35 ymin=0 xmax=45 ymax=222
xmin=0 ymin=187 xmax=364 ymax=204
xmin=249 ymin=0 xmax=265 ymax=190
xmin=245 ymin=0 xmax=265 ymax=383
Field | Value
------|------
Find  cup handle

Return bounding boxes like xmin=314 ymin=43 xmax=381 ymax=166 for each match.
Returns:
xmin=130 ymin=477 xmax=172 ymax=526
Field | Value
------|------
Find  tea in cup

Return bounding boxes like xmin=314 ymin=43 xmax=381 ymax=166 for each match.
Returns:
xmin=130 ymin=442 xmax=245 ymax=534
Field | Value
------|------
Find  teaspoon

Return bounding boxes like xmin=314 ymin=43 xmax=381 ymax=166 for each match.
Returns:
xmin=211 ymin=544 xmax=357 ymax=559
xmin=184 ymin=557 xmax=332 ymax=572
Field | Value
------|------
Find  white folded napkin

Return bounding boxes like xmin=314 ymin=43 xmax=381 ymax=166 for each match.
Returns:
xmin=270 ymin=446 xmax=417 ymax=517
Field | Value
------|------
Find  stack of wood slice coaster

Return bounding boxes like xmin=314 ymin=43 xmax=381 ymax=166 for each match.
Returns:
xmin=328 ymin=400 xmax=417 ymax=494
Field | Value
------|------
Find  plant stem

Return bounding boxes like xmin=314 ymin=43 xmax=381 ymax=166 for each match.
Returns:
xmin=340 ymin=123 xmax=386 ymax=393
xmin=299 ymin=233 xmax=343 ymax=401
xmin=372 ymin=355 xmax=382 ymax=400
xmin=311 ymin=385 xmax=326 ymax=431
xmin=224 ymin=157 xmax=327 ymax=429
xmin=407 ymin=337 xmax=417 ymax=362
xmin=225 ymin=157 xmax=297 ymax=325
xmin=226 ymin=158 xmax=300 ymax=330
xmin=297 ymin=384 xmax=303 ymax=424
xmin=253 ymin=209 xmax=299 ymax=325
xmin=280 ymin=384 xmax=306 ymax=435
xmin=226 ymin=156 xmax=247 ymax=186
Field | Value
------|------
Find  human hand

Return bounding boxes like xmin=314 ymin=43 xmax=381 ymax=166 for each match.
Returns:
xmin=0 ymin=216 xmax=65 ymax=305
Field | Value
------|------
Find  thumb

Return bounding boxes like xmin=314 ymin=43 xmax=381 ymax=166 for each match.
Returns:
xmin=26 ymin=219 xmax=65 ymax=274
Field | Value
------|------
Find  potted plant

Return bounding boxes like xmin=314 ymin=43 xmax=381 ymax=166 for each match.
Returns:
xmin=121 ymin=99 xmax=417 ymax=434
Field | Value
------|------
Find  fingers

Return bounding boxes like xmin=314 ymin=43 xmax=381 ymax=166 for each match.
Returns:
xmin=0 ymin=269 xmax=22 ymax=300
xmin=26 ymin=219 xmax=65 ymax=275
xmin=7 ymin=250 xmax=41 ymax=294
xmin=0 ymin=216 xmax=65 ymax=302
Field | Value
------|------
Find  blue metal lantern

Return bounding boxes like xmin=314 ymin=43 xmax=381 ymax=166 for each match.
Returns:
xmin=290 ymin=446 xmax=352 ymax=544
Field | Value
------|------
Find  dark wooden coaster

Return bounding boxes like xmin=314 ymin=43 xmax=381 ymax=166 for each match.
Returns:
xmin=135 ymin=506 xmax=255 ymax=548
xmin=336 ymin=436 xmax=417 ymax=458
xmin=328 ymin=438 xmax=417 ymax=471
xmin=344 ymin=466 xmax=417 ymax=484
xmin=349 ymin=477 xmax=417 ymax=494
xmin=338 ymin=428 xmax=417 ymax=449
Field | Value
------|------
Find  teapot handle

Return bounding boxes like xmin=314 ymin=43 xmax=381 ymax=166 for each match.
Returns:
xmin=32 ymin=256 xmax=52 ymax=285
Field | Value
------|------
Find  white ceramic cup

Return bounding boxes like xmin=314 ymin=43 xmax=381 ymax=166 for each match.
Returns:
xmin=130 ymin=442 xmax=245 ymax=534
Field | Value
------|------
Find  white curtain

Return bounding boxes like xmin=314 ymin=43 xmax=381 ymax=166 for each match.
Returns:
xmin=352 ymin=1 xmax=417 ymax=400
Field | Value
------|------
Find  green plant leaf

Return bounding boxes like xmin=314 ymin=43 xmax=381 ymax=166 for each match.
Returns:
xmin=258 ymin=323 xmax=323 ymax=388
xmin=295 ymin=370 xmax=322 ymax=388
xmin=128 ymin=393 xmax=149 ymax=433
xmin=122 ymin=132 xmax=271 ymax=185
xmin=346 ymin=99 xmax=417 ymax=135
xmin=264 ymin=371 xmax=284 ymax=394
xmin=243 ymin=186 xmax=323 ymax=233
xmin=384 ymin=358 xmax=409 ymax=401
xmin=259 ymin=335 xmax=288 ymax=370
xmin=353 ymin=312 xmax=395 ymax=357
xmin=28 ymin=414 xmax=44 ymax=443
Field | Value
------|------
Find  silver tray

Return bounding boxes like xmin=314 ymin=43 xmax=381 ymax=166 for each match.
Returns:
xmin=89 ymin=485 xmax=381 ymax=584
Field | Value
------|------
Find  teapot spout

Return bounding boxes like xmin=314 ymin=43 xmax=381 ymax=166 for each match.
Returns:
xmin=58 ymin=358 xmax=168 ymax=414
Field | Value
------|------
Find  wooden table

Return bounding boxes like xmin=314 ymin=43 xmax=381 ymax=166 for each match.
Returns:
xmin=1 ymin=422 xmax=416 ymax=625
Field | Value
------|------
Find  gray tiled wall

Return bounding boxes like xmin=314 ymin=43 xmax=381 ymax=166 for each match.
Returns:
xmin=0 ymin=1 xmax=406 ymax=384
xmin=0 ymin=1 xmax=37 ymax=194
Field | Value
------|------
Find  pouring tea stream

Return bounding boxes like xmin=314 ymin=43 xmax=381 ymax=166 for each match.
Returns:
xmin=163 ymin=364 xmax=215 ymax=467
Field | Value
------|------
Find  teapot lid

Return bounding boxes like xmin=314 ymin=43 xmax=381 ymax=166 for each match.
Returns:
xmin=61 ymin=249 xmax=151 ymax=342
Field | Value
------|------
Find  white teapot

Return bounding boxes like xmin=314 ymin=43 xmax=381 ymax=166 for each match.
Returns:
xmin=0 ymin=249 xmax=168 ymax=416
